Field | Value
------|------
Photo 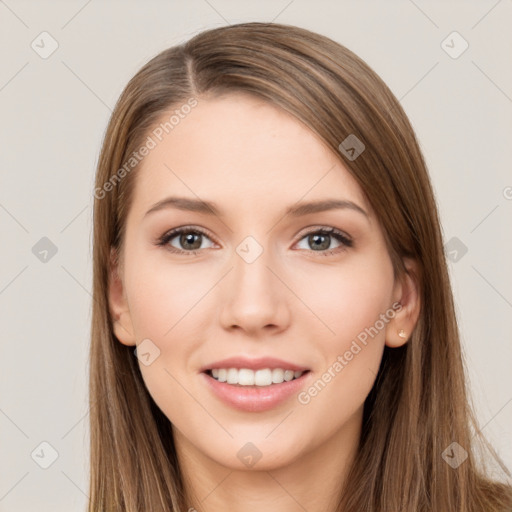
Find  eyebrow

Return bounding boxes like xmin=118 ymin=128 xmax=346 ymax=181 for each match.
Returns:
xmin=144 ymin=196 xmax=369 ymax=219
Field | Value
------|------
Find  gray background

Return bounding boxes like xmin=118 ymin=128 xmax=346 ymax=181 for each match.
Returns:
xmin=1 ymin=0 xmax=511 ymax=510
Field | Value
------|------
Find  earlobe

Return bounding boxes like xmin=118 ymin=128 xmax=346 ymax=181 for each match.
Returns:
xmin=108 ymin=247 xmax=136 ymax=346
xmin=385 ymin=258 xmax=421 ymax=348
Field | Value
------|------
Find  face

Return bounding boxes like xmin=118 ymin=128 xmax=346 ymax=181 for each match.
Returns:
xmin=109 ymin=92 xmax=418 ymax=473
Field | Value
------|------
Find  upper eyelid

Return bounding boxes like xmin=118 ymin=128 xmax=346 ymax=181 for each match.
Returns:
xmin=298 ymin=225 xmax=351 ymax=238
xmin=162 ymin=225 xmax=217 ymax=243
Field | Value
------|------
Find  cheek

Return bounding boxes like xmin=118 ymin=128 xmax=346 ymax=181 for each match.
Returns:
xmin=290 ymin=256 xmax=395 ymax=343
xmin=122 ymin=252 xmax=211 ymax=411
xmin=124 ymin=251 xmax=209 ymax=340
xmin=293 ymin=258 xmax=393 ymax=415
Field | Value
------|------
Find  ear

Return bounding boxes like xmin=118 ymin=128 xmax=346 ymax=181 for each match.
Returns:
xmin=108 ymin=246 xmax=136 ymax=346
xmin=385 ymin=258 xmax=421 ymax=348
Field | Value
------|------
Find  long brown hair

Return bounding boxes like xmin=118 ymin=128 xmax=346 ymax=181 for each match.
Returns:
xmin=89 ymin=22 xmax=512 ymax=511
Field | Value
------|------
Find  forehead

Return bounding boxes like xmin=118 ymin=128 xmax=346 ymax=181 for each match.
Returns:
xmin=128 ymin=93 xmax=370 ymax=221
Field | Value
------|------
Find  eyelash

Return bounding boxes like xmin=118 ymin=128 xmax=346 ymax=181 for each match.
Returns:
xmin=155 ymin=225 xmax=353 ymax=257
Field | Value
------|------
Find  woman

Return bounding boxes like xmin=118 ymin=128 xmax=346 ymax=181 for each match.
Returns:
xmin=89 ymin=22 xmax=512 ymax=511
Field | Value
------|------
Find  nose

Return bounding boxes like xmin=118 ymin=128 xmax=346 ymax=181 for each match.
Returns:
xmin=219 ymin=242 xmax=291 ymax=336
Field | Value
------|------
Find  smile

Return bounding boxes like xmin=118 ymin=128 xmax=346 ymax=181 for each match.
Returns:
xmin=207 ymin=367 xmax=306 ymax=386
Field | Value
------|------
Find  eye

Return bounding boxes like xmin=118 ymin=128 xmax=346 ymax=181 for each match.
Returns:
xmin=156 ymin=226 xmax=216 ymax=255
xmin=295 ymin=227 xmax=353 ymax=256
xmin=155 ymin=225 xmax=353 ymax=257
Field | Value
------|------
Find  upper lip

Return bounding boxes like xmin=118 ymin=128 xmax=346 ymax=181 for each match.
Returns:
xmin=200 ymin=356 xmax=310 ymax=372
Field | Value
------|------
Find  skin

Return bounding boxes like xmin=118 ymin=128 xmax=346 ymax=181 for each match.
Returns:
xmin=109 ymin=92 xmax=420 ymax=512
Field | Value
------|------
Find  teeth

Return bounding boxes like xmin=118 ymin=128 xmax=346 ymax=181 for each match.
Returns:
xmin=208 ymin=367 xmax=305 ymax=386
xmin=239 ymin=368 xmax=255 ymax=385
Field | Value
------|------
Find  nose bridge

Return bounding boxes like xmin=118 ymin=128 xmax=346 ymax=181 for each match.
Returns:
xmin=232 ymin=233 xmax=277 ymax=300
xmin=219 ymin=233 xmax=289 ymax=333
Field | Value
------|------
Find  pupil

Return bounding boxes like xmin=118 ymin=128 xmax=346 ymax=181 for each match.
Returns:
xmin=310 ymin=234 xmax=329 ymax=250
xmin=182 ymin=232 xmax=201 ymax=250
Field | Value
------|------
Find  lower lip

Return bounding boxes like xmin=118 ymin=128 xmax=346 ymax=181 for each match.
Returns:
xmin=201 ymin=371 xmax=311 ymax=412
